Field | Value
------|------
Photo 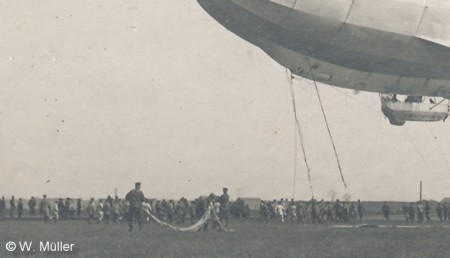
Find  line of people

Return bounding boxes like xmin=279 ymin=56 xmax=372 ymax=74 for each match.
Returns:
xmin=149 ymin=188 xmax=231 ymax=230
xmin=259 ymin=198 xmax=365 ymax=224
xmin=0 ymin=195 xmax=86 ymax=220
xmin=8 ymin=193 xmax=448 ymax=226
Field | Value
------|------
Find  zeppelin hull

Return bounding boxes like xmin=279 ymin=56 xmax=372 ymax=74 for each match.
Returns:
xmin=198 ymin=0 xmax=450 ymax=98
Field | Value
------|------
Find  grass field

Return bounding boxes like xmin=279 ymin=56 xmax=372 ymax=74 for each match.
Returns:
xmin=1 ymin=216 xmax=450 ymax=258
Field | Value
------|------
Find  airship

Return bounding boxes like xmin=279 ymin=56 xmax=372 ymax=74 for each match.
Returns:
xmin=197 ymin=0 xmax=450 ymax=125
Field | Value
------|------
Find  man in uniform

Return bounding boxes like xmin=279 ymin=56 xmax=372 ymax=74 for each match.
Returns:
xmin=437 ymin=203 xmax=444 ymax=222
xmin=10 ymin=196 xmax=16 ymax=219
xmin=333 ymin=199 xmax=343 ymax=222
xmin=219 ymin=187 xmax=230 ymax=227
xmin=402 ymin=203 xmax=409 ymax=222
xmin=125 ymin=182 xmax=145 ymax=231
xmin=40 ymin=195 xmax=50 ymax=222
xmin=76 ymin=199 xmax=82 ymax=218
xmin=28 ymin=197 xmax=36 ymax=216
xmin=86 ymin=198 xmax=96 ymax=223
xmin=408 ymin=202 xmax=416 ymax=223
xmin=189 ymin=201 xmax=196 ymax=224
xmin=357 ymin=200 xmax=364 ymax=221
xmin=17 ymin=198 xmax=24 ymax=219
xmin=424 ymin=201 xmax=431 ymax=222
xmin=296 ymin=201 xmax=306 ymax=225
xmin=52 ymin=200 xmax=59 ymax=221
xmin=444 ymin=203 xmax=449 ymax=221
xmin=382 ymin=201 xmax=390 ymax=221
xmin=0 ymin=196 xmax=5 ymax=219
xmin=311 ymin=198 xmax=322 ymax=224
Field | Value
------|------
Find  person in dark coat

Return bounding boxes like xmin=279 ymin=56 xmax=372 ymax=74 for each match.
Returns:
xmin=219 ymin=187 xmax=230 ymax=227
xmin=28 ymin=197 xmax=36 ymax=216
xmin=125 ymin=182 xmax=145 ymax=231
xmin=18 ymin=198 xmax=24 ymax=219
xmin=10 ymin=196 xmax=16 ymax=219
xmin=381 ymin=201 xmax=390 ymax=221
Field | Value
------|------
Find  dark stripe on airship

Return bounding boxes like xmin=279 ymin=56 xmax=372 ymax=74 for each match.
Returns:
xmin=198 ymin=0 xmax=450 ymax=80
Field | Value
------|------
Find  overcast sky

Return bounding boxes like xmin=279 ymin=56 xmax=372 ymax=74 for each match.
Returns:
xmin=1 ymin=0 xmax=450 ymax=201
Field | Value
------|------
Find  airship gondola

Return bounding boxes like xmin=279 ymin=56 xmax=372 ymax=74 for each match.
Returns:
xmin=198 ymin=0 xmax=450 ymax=125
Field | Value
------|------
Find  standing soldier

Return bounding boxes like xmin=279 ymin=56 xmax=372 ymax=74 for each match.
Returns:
xmin=275 ymin=201 xmax=285 ymax=223
xmin=0 ymin=196 xmax=5 ymax=219
xmin=357 ymin=200 xmax=364 ymax=221
xmin=40 ymin=195 xmax=50 ymax=222
xmin=10 ymin=196 xmax=16 ymax=219
xmin=28 ymin=197 xmax=36 ymax=216
xmin=444 ymin=203 xmax=449 ymax=221
xmin=408 ymin=202 xmax=415 ymax=223
xmin=97 ymin=200 xmax=104 ymax=223
xmin=289 ymin=201 xmax=298 ymax=224
xmin=321 ymin=202 xmax=333 ymax=223
xmin=112 ymin=197 xmax=121 ymax=223
xmin=296 ymin=201 xmax=306 ymax=225
xmin=103 ymin=200 xmax=111 ymax=224
xmin=125 ymin=182 xmax=145 ymax=232
xmin=106 ymin=195 xmax=113 ymax=207
xmin=402 ymin=203 xmax=409 ymax=222
xmin=342 ymin=202 xmax=350 ymax=222
xmin=381 ymin=201 xmax=390 ymax=221
xmin=86 ymin=198 xmax=96 ymax=223
xmin=166 ymin=200 xmax=175 ymax=223
xmin=17 ymin=199 xmax=24 ymax=219
xmin=64 ymin=198 xmax=72 ymax=219
xmin=219 ymin=187 xmax=230 ymax=227
xmin=155 ymin=200 xmax=165 ymax=221
xmin=176 ymin=198 xmax=187 ymax=224
xmin=282 ymin=199 xmax=289 ymax=221
xmin=437 ymin=203 xmax=443 ymax=222
xmin=311 ymin=199 xmax=322 ymax=224
xmin=416 ymin=202 xmax=424 ymax=223
xmin=76 ymin=199 xmax=82 ymax=218
xmin=57 ymin=199 xmax=64 ymax=219
xmin=53 ymin=200 xmax=59 ymax=221
xmin=424 ymin=201 xmax=431 ymax=222
xmin=333 ymin=199 xmax=343 ymax=222
xmin=259 ymin=201 xmax=269 ymax=223
xmin=189 ymin=201 xmax=197 ymax=224
xmin=196 ymin=198 xmax=206 ymax=220
xmin=349 ymin=202 xmax=356 ymax=222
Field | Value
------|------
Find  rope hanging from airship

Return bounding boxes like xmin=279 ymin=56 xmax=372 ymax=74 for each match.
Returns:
xmin=306 ymin=56 xmax=348 ymax=189
xmin=285 ymin=68 xmax=315 ymax=198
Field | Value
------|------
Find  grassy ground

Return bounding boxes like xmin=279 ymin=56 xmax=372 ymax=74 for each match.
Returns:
xmin=1 ymin=216 xmax=450 ymax=258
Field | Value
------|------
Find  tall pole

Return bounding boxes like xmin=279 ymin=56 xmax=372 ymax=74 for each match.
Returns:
xmin=115 ymin=188 xmax=117 ymax=198
xmin=420 ymin=181 xmax=422 ymax=201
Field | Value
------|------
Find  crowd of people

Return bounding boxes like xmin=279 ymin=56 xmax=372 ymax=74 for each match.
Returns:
xmin=259 ymin=199 xmax=450 ymax=225
xmin=259 ymin=199 xmax=364 ymax=224
xmin=1 ymin=188 xmax=450 ymax=229
xmin=0 ymin=183 xmax=233 ymax=232
xmin=148 ymin=188 xmax=231 ymax=228
xmin=0 ymin=194 xmax=100 ymax=222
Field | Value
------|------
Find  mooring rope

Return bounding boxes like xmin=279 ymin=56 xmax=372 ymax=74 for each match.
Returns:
xmin=286 ymin=68 xmax=315 ymax=197
xmin=306 ymin=57 xmax=348 ymax=189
